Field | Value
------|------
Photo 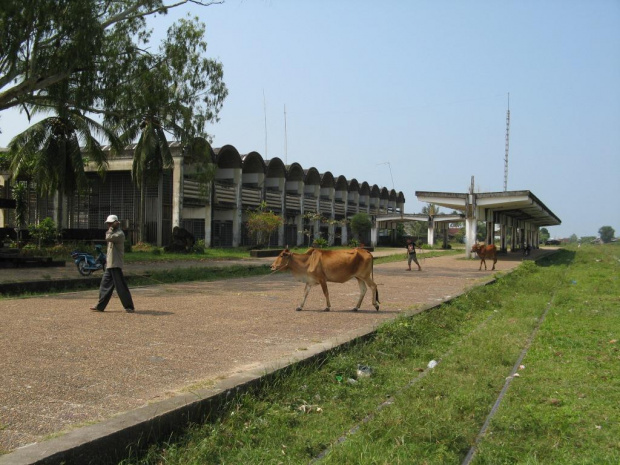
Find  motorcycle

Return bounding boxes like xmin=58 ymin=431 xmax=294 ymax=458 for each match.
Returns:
xmin=71 ymin=245 xmax=107 ymax=276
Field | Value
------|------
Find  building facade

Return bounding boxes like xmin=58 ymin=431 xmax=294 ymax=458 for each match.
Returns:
xmin=0 ymin=143 xmax=406 ymax=248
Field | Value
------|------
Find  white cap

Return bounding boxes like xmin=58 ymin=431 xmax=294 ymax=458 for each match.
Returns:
xmin=105 ymin=215 xmax=119 ymax=224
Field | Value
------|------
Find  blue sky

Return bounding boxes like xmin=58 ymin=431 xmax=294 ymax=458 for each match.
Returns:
xmin=1 ymin=0 xmax=619 ymax=239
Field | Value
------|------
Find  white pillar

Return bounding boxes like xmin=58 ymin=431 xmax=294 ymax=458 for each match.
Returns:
xmin=278 ymin=181 xmax=285 ymax=247
xmin=427 ymin=217 xmax=435 ymax=247
xmin=465 ymin=217 xmax=477 ymax=259
xmin=171 ymin=156 xmax=183 ymax=229
xmin=232 ymin=169 xmax=242 ymax=247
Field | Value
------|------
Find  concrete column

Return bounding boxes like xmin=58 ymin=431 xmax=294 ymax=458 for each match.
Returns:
xmin=427 ymin=217 xmax=435 ymax=247
xmin=465 ymin=217 xmax=477 ymax=259
xmin=500 ymin=224 xmax=507 ymax=252
xmin=328 ymin=196 xmax=335 ymax=246
xmin=278 ymin=181 xmax=285 ymax=247
xmin=171 ymin=156 xmax=183 ymax=228
xmin=296 ymin=195 xmax=304 ymax=247
xmin=204 ymin=183 xmax=212 ymax=248
xmin=232 ymin=169 xmax=242 ymax=247
xmin=370 ymin=224 xmax=377 ymax=247
xmin=341 ymin=196 xmax=348 ymax=245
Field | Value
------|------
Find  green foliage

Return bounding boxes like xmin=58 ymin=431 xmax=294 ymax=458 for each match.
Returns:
xmin=246 ymin=202 xmax=282 ymax=248
xmin=27 ymin=217 xmax=58 ymax=247
xmin=539 ymin=227 xmax=550 ymax=243
xmin=184 ymin=137 xmax=217 ymax=202
xmin=6 ymin=106 xmax=119 ymax=196
xmin=11 ymin=182 xmax=28 ymax=228
xmin=122 ymin=246 xmax=620 ymax=464
xmin=312 ymin=237 xmax=328 ymax=248
xmin=421 ymin=203 xmax=441 ymax=216
xmin=348 ymin=238 xmax=360 ymax=247
xmin=349 ymin=212 xmax=372 ymax=240
xmin=191 ymin=239 xmax=206 ymax=254
xmin=0 ymin=0 xmax=227 ymax=120
xmin=598 ymin=225 xmax=615 ymax=243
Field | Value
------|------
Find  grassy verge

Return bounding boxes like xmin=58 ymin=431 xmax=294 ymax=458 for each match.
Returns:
xmin=121 ymin=244 xmax=619 ymax=464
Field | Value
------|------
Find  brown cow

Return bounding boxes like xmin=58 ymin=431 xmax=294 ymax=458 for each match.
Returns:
xmin=270 ymin=248 xmax=380 ymax=312
xmin=471 ymin=243 xmax=498 ymax=270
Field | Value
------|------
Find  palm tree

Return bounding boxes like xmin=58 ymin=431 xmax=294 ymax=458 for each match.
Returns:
xmin=421 ymin=203 xmax=441 ymax=217
xmin=122 ymin=114 xmax=175 ymax=243
xmin=7 ymin=106 xmax=122 ymax=228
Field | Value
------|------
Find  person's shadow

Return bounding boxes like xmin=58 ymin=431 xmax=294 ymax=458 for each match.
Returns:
xmin=132 ymin=310 xmax=174 ymax=316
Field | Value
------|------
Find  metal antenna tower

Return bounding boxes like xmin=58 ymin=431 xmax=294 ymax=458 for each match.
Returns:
xmin=263 ymin=89 xmax=268 ymax=157
xmin=503 ymin=93 xmax=510 ymax=191
xmin=284 ymin=104 xmax=288 ymax=165
xmin=376 ymin=161 xmax=395 ymax=190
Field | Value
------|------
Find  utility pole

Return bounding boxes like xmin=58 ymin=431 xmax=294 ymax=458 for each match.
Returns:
xmin=284 ymin=104 xmax=288 ymax=165
xmin=263 ymin=89 xmax=268 ymax=157
xmin=504 ymin=93 xmax=510 ymax=192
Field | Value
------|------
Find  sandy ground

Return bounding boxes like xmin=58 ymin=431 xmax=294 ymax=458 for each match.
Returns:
xmin=0 ymin=249 xmax=549 ymax=452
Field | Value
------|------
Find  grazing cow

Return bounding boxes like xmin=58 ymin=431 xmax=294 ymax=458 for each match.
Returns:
xmin=270 ymin=248 xmax=380 ymax=312
xmin=471 ymin=243 xmax=498 ymax=271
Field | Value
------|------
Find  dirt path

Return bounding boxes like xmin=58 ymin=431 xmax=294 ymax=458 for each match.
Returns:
xmin=0 ymin=250 xmax=550 ymax=453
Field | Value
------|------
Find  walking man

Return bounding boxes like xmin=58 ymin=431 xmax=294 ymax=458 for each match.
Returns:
xmin=90 ymin=215 xmax=135 ymax=312
xmin=406 ymin=238 xmax=422 ymax=271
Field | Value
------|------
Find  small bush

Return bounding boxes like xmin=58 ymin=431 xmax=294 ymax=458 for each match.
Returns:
xmin=28 ymin=217 xmax=58 ymax=247
xmin=192 ymin=239 xmax=206 ymax=254
xmin=132 ymin=242 xmax=155 ymax=252
xmin=312 ymin=237 xmax=328 ymax=248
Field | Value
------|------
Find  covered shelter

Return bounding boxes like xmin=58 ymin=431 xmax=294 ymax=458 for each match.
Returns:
xmin=416 ymin=184 xmax=561 ymax=258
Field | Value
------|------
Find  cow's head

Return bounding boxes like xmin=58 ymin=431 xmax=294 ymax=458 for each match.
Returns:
xmin=270 ymin=248 xmax=292 ymax=271
xmin=471 ymin=243 xmax=482 ymax=253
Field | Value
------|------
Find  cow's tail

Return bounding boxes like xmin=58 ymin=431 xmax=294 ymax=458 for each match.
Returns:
xmin=372 ymin=256 xmax=380 ymax=303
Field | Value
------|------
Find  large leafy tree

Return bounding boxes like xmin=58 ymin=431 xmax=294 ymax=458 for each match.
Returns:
xmin=108 ymin=17 xmax=227 ymax=241
xmin=2 ymin=2 xmax=228 ymax=241
xmin=598 ymin=226 xmax=615 ymax=243
xmin=6 ymin=82 xmax=124 ymax=227
xmin=0 ymin=0 xmax=223 ymax=114
xmin=7 ymin=83 xmax=121 ymax=195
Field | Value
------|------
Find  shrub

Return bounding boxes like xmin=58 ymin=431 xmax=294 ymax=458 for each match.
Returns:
xmin=28 ymin=217 xmax=58 ymax=247
xmin=192 ymin=239 xmax=206 ymax=254
xmin=312 ymin=237 xmax=328 ymax=248
xmin=246 ymin=202 xmax=282 ymax=248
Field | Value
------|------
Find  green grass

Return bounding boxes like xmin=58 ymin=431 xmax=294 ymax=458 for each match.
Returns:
xmin=121 ymin=244 xmax=620 ymax=465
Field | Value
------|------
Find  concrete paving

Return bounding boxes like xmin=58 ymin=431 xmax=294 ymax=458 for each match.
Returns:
xmin=0 ymin=248 xmax=555 ymax=464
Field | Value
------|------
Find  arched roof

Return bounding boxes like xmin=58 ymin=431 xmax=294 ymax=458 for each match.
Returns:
xmin=370 ymin=184 xmax=381 ymax=197
xmin=265 ymin=157 xmax=287 ymax=178
xmin=335 ymin=175 xmax=348 ymax=191
xmin=320 ymin=171 xmax=335 ymax=188
xmin=304 ymin=167 xmax=321 ymax=185
xmin=359 ymin=182 xmax=370 ymax=196
xmin=389 ymin=189 xmax=398 ymax=201
xmin=184 ymin=137 xmax=216 ymax=164
xmin=287 ymin=162 xmax=304 ymax=181
xmin=215 ymin=145 xmax=242 ymax=169
xmin=380 ymin=187 xmax=390 ymax=199
xmin=397 ymin=191 xmax=406 ymax=203
xmin=241 ymin=151 xmax=266 ymax=174
xmin=348 ymin=179 xmax=360 ymax=192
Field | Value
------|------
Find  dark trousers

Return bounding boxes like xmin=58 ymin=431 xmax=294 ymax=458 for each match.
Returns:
xmin=95 ymin=267 xmax=134 ymax=310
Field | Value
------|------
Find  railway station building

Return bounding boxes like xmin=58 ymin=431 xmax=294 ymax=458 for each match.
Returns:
xmin=0 ymin=143 xmax=405 ymax=248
